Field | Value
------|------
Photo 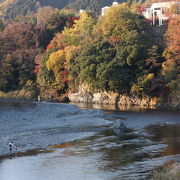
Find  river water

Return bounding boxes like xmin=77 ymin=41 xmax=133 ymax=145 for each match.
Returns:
xmin=0 ymin=102 xmax=179 ymax=180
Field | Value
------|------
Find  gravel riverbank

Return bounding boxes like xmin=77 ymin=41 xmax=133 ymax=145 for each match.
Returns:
xmin=0 ymin=99 xmax=111 ymax=156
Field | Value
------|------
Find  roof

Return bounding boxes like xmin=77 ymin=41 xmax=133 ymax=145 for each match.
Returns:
xmin=151 ymin=1 xmax=180 ymax=9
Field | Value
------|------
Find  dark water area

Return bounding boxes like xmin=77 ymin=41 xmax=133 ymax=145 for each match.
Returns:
xmin=0 ymin=103 xmax=180 ymax=180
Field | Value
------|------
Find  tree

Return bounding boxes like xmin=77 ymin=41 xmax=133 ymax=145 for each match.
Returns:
xmin=2 ymin=22 xmax=39 ymax=49
xmin=67 ymin=3 xmax=154 ymax=94
xmin=0 ymin=0 xmax=38 ymax=20
xmin=161 ymin=16 xmax=180 ymax=96
xmin=66 ymin=0 xmax=123 ymax=13
xmin=62 ymin=11 xmax=96 ymax=46
xmin=170 ymin=3 xmax=180 ymax=15
xmin=163 ymin=15 xmax=180 ymax=80
xmin=69 ymin=40 xmax=115 ymax=91
xmin=145 ymin=46 xmax=165 ymax=75
xmin=0 ymin=54 xmax=18 ymax=91
xmin=97 ymin=3 xmax=147 ymax=44
xmin=37 ymin=6 xmax=55 ymax=27
xmin=0 ymin=22 xmax=41 ymax=92
xmin=13 ymin=15 xmax=36 ymax=25
xmin=69 ymin=39 xmax=138 ymax=93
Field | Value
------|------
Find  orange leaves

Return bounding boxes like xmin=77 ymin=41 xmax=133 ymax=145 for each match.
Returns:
xmin=166 ymin=15 xmax=180 ymax=54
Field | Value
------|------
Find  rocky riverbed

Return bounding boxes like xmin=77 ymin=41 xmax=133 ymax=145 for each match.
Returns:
xmin=0 ymin=99 xmax=111 ymax=156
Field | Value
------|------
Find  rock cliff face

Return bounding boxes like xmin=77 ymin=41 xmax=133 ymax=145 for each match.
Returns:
xmin=69 ymin=91 xmax=160 ymax=107
xmin=169 ymin=91 xmax=180 ymax=109
xmin=68 ymin=85 xmax=180 ymax=109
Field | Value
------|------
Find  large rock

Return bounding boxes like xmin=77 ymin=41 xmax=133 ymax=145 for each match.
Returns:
xmin=92 ymin=91 xmax=119 ymax=104
xmin=68 ymin=92 xmax=93 ymax=103
xmin=118 ymin=95 xmax=160 ymax=107
xmin=68 ymin=84 xmax=179 ymax=109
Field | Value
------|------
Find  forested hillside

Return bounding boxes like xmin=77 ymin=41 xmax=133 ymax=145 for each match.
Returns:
xmin=38 ymin=0 xmax=74 ymax=7
xmin=66 ymin=0 xmax=125 ymax=13
xmin=0 ymin=0 xmax=127 ymax=19
xmin=0 ymin=0 xmax=38 ymax=19
xmin=0 ymin=0 xmax=75 ymax=19
xmin=0 ymin=1 xmax=179 ymax=107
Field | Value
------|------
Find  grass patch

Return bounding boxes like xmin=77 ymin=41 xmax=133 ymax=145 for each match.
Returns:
xmin=0 ymin=89 xmax=33 ymax=99
xmin=0 ymin=97 xmax=37 ymax=110
xmin=150 ymin=161 xmax=180 ymax=180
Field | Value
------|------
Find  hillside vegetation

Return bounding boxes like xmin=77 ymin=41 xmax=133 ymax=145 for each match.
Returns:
xmin=0 ymin=2 xmax=179 ymax=105
xmin=0 ymin=0 xmax=127 ymax=19
xmin=0 ymin=0 xmax=74 ymax=19
xmin=66 ymin=0 xmax=125 ymax=13
xmin=0 ymin=0 xmax=38 ymax=19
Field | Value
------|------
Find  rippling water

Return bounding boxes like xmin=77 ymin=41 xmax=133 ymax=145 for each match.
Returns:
xmin=0 ymin=103 xmax=179 ymax=180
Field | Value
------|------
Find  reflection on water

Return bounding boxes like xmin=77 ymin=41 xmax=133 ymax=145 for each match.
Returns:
xmin=0 ymin=104 xmax=180 ymax=180
xmin=71 ymin=102 xmax=157 ymax=111
xmin=145 ymin=124 xmax=180 ymax=156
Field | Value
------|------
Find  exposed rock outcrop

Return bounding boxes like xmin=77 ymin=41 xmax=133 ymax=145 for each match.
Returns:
xmin=69 ymin=91 xmax=161 ymax=108
xmin=68 ymin=84 xmax=180 ymax=109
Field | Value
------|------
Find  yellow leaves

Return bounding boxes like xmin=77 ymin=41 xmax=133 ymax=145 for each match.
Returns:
xmin=74 ymin=12 xmax=95 ymax=33
xmin=98 ymin=3 xmax=134 ymax=40
xmin=62 ymin=12 xmax=95 ymax=45
xmin=106 ymin=3 xmax=129 ymax=17
xmin=131 ymin=73 xmax=154 ymax=95
xmin=46 ymin=50 xmax=65 ymax=72
xmin=46 ymin=49 xmax=69 ymax=88
xmin=45 ymin=46 xmax=81 ymax=86
xmin=131 ymin=84 xmax=144 ymax=95
xmin=145 ymin=73 xmax=154 ymax=81
xmin=64 ymin=46 xmax=76 ymax=61
xmin=43 ymin=12 xmax=95 ymax=90
xmin=162 ymin=48 xmax=177 ymax=76
xmin=46 ymin=45 xmax=80 ymax=71
xmin=64 ymin=45 xmax=80 ymax=60
xmin=64 ymin=45 xmax=81 ymax=69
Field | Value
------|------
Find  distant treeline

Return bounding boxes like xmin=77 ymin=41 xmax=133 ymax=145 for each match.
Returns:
xmin=0 ymin=0 xmax=125 ymax=20
xmin=66 ymin=0 xmax=125 ymax=13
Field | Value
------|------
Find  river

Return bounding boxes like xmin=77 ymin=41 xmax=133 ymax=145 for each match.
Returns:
xmin=0 ymin=101 xmax=179 ymax=180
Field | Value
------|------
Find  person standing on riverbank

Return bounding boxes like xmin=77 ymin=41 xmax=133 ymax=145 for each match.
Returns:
xmin=9 ymin=142 xmax=17 ymax=152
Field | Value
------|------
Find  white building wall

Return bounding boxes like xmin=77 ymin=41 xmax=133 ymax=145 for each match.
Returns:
xmin=101 ymin=6 xmax=110 ymax=16
xmin=101 ymin=1 xmax=119 ymax=16
xmin=143 ymin=1 xmax=180 ymax=26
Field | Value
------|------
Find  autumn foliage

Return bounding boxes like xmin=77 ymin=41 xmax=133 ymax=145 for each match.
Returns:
xmin=0 ymin=2 xmax=179 ymax=100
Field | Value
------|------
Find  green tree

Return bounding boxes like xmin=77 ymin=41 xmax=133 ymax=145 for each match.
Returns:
xmin=69 ymin=40 xmax=138 ymax=93
xmin=96 ymin=3 xmax=148 ymax=46
xmin=0 ymin=54 xmax=18 ymax=91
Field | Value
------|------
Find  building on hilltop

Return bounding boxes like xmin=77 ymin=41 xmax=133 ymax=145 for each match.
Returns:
xmin=79 ymin=9 xmax=85 ymax=14
xmin=143 ymin=1 xmax=180 ymax=26
xmin=101 ymin=1 xmax=180 ymax=26
xmin=101 ymin=1 xmax=119 ymax=16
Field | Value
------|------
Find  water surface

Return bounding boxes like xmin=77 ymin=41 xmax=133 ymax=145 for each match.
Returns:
xmin=0 ymin=103 xmax=179 ymax=180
